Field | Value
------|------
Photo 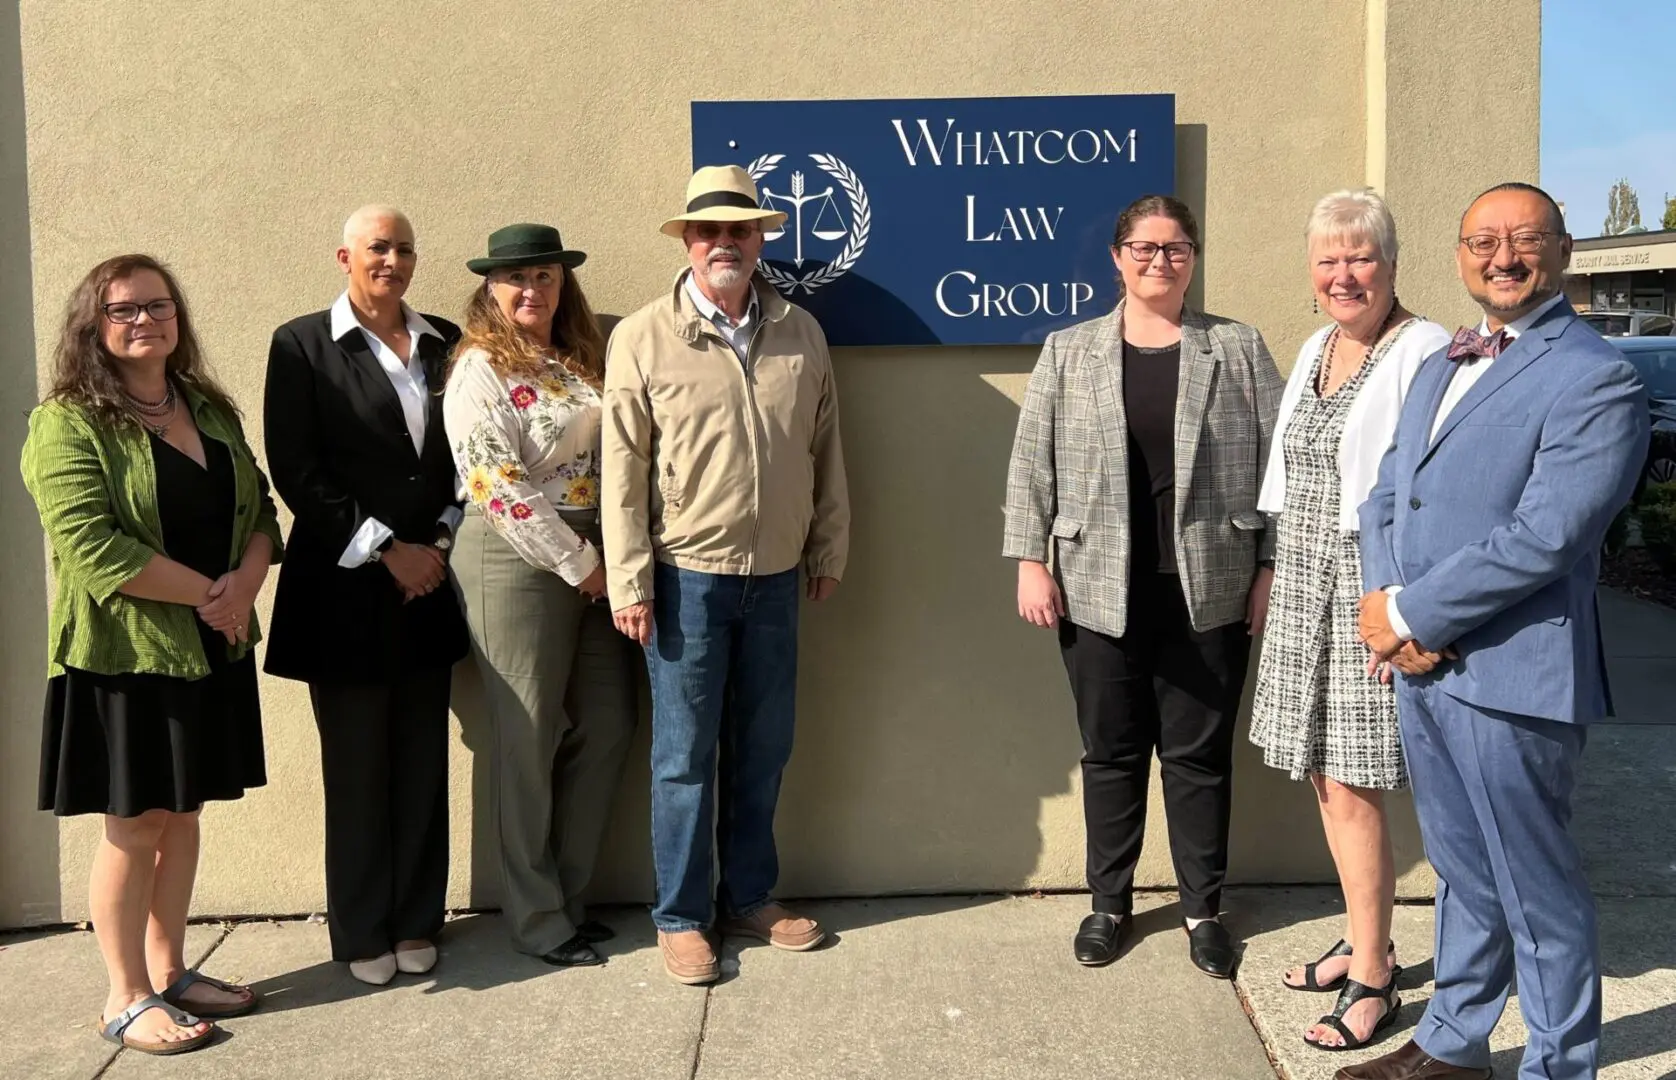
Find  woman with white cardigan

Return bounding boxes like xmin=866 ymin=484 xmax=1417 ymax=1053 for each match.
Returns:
xmin=1249 ymin=188 xmax=1450 ymax=1053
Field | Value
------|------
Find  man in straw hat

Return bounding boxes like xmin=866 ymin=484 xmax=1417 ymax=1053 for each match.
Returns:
xmin=601 ymin=164 xmax=850 ymax=986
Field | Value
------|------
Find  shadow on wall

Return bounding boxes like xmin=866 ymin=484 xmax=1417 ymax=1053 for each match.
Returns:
xmin=0 ymin=0 xmax=59 ymax=929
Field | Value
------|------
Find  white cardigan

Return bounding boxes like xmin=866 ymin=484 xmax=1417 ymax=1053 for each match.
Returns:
xmin=1257 ymin=318 xmax=1452 ymax=532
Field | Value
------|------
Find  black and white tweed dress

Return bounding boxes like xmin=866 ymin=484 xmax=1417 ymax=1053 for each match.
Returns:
xmin=1249 ymin=325 xmax=1410 ymax=790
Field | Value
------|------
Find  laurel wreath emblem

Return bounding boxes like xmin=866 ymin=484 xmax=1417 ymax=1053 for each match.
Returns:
xmin=746 ymin=153 xmax=872 ymax=294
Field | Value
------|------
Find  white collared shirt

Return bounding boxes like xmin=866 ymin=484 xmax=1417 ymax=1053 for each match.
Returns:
xmin=330 ymin=290 xmax=443 ymax=454
xmin=1429 ymin=292 xmax=1566 ymax=442
xmin=683 ymin=272 xmax=758 ymax=363
xmin=329 ymin=291 xmax=458 ymax=567
xmin=1389 ymin=292 xmax=1568 ymax=641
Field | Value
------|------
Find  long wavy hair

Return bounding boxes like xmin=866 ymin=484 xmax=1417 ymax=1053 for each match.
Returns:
xmin=46 ymin=254 xmax=240 ymax=423
xmin=448 ymin=264 xmax=605 ymax=389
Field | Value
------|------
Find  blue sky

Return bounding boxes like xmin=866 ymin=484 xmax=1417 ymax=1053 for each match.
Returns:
xmin=1541 ymin=0 xmax=1676 ymax=236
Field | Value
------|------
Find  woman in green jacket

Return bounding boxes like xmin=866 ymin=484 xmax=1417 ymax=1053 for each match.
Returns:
xmin=21 ymin=255 xmax=284 ymax=1057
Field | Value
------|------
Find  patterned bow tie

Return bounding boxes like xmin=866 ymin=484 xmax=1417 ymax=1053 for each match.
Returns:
xmin=1446 ymin=326 xmax=1509 ymax=362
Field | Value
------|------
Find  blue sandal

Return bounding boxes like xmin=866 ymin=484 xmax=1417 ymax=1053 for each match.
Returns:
xmin=160 ymin=969 xmax=260 ymax=1018
xmin=100 ymin=995 xmax=214 ymax=1055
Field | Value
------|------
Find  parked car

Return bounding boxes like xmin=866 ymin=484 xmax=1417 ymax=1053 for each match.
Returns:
xmin=1612 ymin=336 xmax=1676 ymax=487
xmin=1581 ymin=309 xmax=1675 ymax=337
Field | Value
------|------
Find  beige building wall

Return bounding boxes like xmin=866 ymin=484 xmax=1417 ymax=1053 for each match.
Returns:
xmin=2 ymin=0 xmax=1540 ymax=926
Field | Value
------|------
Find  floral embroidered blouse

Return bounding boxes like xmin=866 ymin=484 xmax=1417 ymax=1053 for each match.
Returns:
xmin=442 ymin=346 xmax=603 ymax=585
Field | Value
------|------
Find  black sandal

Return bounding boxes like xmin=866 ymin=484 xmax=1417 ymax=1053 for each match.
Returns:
xmin=1282 ymin=938 xmax=1395 ymax=992
xmin=1305 ymin=966 xmax=1403 ymax=1052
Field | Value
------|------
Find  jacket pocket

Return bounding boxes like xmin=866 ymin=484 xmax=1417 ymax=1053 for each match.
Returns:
xmin=1228 ymin=510 xmax=1265 ymax=530
xmin=1051 ymin=515 xmax=1083 ymax=541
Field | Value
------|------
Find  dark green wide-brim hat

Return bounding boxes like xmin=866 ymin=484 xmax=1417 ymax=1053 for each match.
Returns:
xmin=466 ymin=223 xmax=587 ymax=274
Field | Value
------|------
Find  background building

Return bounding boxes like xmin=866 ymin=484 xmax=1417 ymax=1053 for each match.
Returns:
xmin=0 ymin=0 xmax=1541 ymax=927
xmin=1563 ymin=228 xmax=1676 ymax=320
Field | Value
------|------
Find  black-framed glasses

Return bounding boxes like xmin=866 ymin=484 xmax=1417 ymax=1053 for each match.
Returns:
xmin=693 ymin=222 xmax=760 ymax=242
xmin=102 ymin=299 xmax=178 ymax=324
xmin=1458 ymin=231 xmax=1558 ymax=257
xmin=1118 ymin=240 xmax=1197 ymax=263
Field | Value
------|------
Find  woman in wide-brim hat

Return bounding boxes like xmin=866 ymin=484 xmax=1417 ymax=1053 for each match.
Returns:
xmin=442 ymin=222 xmax=638 ymax=966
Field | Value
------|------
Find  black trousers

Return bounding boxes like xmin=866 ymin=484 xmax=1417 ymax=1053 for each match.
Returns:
xmin=309 ymin=669 xmax=451 ymax=961
xmin=1059 ymin=574 xmax=1251 ymax=921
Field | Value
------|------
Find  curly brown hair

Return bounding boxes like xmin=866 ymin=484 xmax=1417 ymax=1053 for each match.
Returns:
xmin=448 ymin=265 xmax=605 ymax=390
xmin=46 ymin=254 xmax=240 ymax=423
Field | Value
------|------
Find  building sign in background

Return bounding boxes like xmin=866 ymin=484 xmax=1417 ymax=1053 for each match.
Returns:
xmin=691 ymin=94 xmax=1176 ymax=346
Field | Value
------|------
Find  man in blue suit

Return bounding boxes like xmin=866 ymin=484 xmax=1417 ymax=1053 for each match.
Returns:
xmin=1342 ymin=183 xmax=1649 ymax=1080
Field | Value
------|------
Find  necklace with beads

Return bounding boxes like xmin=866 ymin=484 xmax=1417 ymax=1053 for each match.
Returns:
xmin=1320 ymin=300 xmax=1402 ymax=397
xmin=124 ymin=381 xmax=178 ymax=437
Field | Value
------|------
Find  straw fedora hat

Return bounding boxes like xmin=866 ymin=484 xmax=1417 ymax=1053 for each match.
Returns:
xmin=466 ymin=223 xmax=587 ymax=274
xmin=659 ymin=165 xmax=788 ymax=238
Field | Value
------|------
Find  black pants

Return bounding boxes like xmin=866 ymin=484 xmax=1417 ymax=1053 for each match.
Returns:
xmin=1059 ymin=574 xmax=1251 ymax=921
xmin=309 ymin=669 xmax=451 ymax=961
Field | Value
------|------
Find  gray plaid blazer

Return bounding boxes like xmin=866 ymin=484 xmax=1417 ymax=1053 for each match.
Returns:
xmin=1003 ymin=301 xmax=1284 ymax=636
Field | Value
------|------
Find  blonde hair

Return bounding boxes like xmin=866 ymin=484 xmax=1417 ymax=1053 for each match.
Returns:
xmin=447 ymin=265 xmax=605 ymax=390
xmin=1306 ymin=188 xmax=1398 ymax=263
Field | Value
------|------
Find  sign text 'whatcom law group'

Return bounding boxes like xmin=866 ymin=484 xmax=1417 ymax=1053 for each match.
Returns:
xmin=690 ymin=94 xmax=1176 ymax=346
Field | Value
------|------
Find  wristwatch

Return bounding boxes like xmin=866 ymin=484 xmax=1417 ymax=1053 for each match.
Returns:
xmin=433 ymin=524 xmax=454 ymax=552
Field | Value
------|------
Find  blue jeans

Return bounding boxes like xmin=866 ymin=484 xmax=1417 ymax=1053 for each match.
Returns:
xmin=646 ymin=562 xmax=800 ymax=932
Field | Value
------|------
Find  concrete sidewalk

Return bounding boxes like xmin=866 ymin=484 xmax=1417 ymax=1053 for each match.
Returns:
xmin=5 ymin=885 xmax=1673 ymax=1080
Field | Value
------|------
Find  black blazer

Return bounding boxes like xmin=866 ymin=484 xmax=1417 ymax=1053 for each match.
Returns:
xmin=262 ymin=308 xmax=469 ymax=684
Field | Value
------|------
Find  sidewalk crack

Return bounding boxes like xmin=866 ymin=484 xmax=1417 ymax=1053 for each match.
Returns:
xmin=688 ymin=985 xmax=713 ymax=1080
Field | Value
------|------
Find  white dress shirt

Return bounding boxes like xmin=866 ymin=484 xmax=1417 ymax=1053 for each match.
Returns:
xmin=1387 ymin=293 xmax=1568 ymax=641
xmin=683 ymin=272 xmax=759 ymax=363
xmin=329 ymin=291 xmax=455 ymax=568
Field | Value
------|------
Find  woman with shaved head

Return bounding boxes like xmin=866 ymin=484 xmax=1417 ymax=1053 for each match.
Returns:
xmin=262 ymin=205 xmax=469 ymax=985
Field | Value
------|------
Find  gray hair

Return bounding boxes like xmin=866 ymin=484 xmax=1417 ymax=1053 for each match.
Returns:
xmin=1305 ymin=188 xmax=1398 ymax=264
xmin=342 ymin=204 xmax=413 ymax=247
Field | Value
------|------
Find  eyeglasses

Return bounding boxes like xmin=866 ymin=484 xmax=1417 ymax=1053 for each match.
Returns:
xmin=1118 ymin=240 xmax=1197 ymax=263
xmin=692 ymin=222 xmax=760 ymax=242
xmin=1458 ymin=232 xmax=1557 ymax=257
xmin=102 ymin=299 xmax=178 ymax=324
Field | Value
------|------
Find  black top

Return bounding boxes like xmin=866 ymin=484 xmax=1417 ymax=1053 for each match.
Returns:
xmin=1122 ymin=340 xmax=1181 ymax=575
xmin=151 ymin=432 xmax=237 ymax=665
xmin=262 ymin=309 xmax=469 ymax=684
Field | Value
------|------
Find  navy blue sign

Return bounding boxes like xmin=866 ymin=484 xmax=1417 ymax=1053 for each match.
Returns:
xmin=691 ymin=94 xmax=1175 ymax=346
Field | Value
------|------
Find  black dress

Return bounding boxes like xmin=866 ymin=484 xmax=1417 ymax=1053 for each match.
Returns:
xmin=38 ymin=433 xmax=266 ymax=817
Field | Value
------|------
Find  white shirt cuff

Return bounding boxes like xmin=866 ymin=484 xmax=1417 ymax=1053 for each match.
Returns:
xmin=437 ymin=505 xmax=464 ymax=534
xmin=339 ymin=516 xmax=393 ymax=568
xmin=1383 ymin=585 xmax=1415 ymax=643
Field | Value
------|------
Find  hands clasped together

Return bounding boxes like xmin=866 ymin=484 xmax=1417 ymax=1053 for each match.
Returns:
xmin=1356 ymin=589 xmax=1457 ymax=683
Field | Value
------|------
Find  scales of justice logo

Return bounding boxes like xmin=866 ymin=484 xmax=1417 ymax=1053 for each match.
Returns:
xmin=746 ymin=153 xmax=871 ymax=294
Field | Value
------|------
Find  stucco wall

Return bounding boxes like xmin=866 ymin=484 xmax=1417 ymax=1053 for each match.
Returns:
xmin=2 ymin=0 xmax=1540 ymax=925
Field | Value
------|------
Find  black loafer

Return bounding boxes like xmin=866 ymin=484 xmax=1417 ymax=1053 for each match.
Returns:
xmin=1073 ymin=913 xmax=1132 ymax=966
xmin=575 ymin=920 xmax=616 ymax=944
xmin=1186 ymin=920 xmax=1237 ymax=979
xmin=540 ymin=934 xmax=605 ymax=967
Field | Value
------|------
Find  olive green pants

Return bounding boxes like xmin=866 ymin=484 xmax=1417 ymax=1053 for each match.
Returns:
xmin=450 ymin=509 xmax=637 ymax=955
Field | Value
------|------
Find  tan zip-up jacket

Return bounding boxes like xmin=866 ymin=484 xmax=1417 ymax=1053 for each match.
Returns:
xmin=601 ymin=270 xmax=850 ymax=606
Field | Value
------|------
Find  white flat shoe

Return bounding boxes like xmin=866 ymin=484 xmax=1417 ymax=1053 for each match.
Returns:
xmin=349 ymin=953 xmax=397 ymax=986
xmin=394 ymin=944 xmax=437 ymax=975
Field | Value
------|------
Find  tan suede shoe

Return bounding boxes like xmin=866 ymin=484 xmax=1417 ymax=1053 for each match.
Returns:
xmin=722 ymin=903 xmax=826 ymax=951
xmin=658 ymin=930 xmax=720 ymax=985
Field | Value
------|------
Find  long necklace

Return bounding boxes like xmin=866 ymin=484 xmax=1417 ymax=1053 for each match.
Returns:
xmin=1319 ymin=300 xmax=1402 ymax=396
xmin=125 ymin=381 xmax=177 ymax=437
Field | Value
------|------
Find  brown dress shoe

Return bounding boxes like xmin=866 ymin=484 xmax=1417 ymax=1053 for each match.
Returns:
xmin=1335 ymin=1039 xmax=1492 ymax=1080
xmin=658 ymin=930 xmax=720 ymax=985
xmin=721 ymin=902 xmax=826 ymax=951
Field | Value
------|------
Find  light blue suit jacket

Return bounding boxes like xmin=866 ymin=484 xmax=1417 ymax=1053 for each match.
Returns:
xmin=1359 ymin=300 xmax=1648 ymax=724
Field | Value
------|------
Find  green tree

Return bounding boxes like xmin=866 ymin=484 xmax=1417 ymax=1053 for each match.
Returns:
xmin=1663 ymin=193 xmax=1676 ymax=232
xmin=1603 ymin=178 xmax=1642 ymax=235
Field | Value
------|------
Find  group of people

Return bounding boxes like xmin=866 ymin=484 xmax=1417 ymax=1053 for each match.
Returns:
xmin=1005 ymin=181 xmax=1647 ymax=1080
xmin=22 ymin=163 xmax=847 ymax=1056
xmin=20 ymin=163 xmax=1644 ymax=1080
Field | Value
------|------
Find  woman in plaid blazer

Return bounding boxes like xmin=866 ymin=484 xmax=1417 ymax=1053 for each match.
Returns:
xmin=1003 ymin=195 xmax=1284 ymax=977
